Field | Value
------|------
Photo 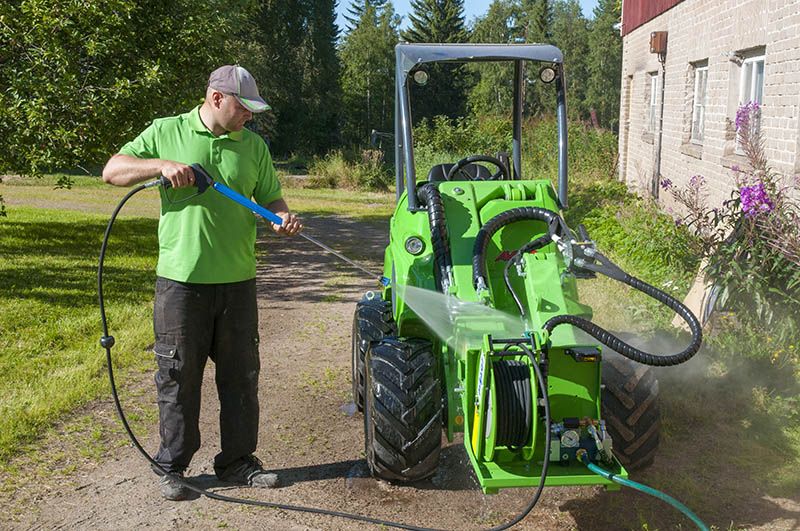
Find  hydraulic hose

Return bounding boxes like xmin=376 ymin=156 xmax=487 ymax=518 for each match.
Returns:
xmin=97 ymin=180 xmax=553 ymax=531
xmin=542 ymin=273 xmax=702 ymax=367
xmin=417 ymin=183 xmax=453 ymax=292
xmin=473 ymin=208 xmax=702 ymax=367
xmin=473 ymin=207 xmax=564 ymax=291
xmin=577 ymin=453 xmax=708 ymax=531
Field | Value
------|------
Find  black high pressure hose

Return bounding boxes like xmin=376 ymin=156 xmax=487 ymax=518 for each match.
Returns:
xmin=472 ymin=207 xmax=566 ymax=291
xmin=472 ymin=208 xmax=702 ymax=367
xmin=417 ymin=183 xmax=453 ymax=292
xmin=542 ymin=275 xmax=702 ymax=367
xmin=98 ymin=182 xmax=552 ymax=531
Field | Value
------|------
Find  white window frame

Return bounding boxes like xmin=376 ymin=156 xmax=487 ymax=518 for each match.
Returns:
xmin=648 ymin=72 xmax=659 ymax=133
xmin=739 ymin=54 xmax=765 ymax=107
xmin=690 ymin=64 xmax=708 ymax=144
xmin=737 ymin=54 xmax=765 ymax=151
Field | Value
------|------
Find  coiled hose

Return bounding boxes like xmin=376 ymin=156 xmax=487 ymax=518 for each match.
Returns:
xmin=417 ymin=183 xmax=453 ymax=292
xmin=493 ymin=360 xmax=532 ymax=449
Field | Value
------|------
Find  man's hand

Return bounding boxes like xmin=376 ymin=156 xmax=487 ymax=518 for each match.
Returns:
xmin=271 ymin=211 xmax=303 ymax=236
xmin=161 ymin=161 xmax=196 ymax=188
xmin=102 ymin=154 xmax=195 ymax=188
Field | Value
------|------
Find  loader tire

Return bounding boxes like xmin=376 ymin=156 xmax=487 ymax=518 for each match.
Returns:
xmin=364 ymin=337 xmax=442 ymax=482
xmin=352 ymin=297 xmax=396 ymax=412
xmin=601 ymin=352 xmax=661 ymax=470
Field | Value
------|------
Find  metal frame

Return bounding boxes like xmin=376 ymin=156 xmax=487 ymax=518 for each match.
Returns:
xmin=394 ymin=43 xmax=569 ymax=210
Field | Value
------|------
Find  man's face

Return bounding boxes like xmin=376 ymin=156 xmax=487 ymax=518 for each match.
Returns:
xmin=215 ymin=92 xmax=253 ymax=132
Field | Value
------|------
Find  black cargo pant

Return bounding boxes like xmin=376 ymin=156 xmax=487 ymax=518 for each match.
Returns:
xmin=152 ymin=277 xmax=261 ymax=476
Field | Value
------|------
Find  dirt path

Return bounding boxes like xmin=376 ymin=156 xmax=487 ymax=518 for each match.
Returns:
xmin=2 ymin=213 xmax=798 ymax=530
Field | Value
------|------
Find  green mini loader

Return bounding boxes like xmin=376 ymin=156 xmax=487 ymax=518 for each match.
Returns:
xmin=351 ymin=44 xmax=703 ymax=497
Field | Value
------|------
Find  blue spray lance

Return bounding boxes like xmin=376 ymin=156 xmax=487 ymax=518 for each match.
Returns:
xmin=147 ymin=163 xmax=389 ymax=286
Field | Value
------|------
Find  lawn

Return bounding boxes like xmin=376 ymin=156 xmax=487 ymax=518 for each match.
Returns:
xmin=0 ymin=174 xmax=394 ymax=463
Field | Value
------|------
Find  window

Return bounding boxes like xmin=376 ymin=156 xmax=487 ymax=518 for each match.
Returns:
xmin=648 ymin=72 xmax=659 ymax=133
xmin=690 ymin=63 xmax=708 ymax=143
xmin=737 ymin=53 xmax=765 ymax=148
xmin=740 ymin=55 xmax=765 ymax=107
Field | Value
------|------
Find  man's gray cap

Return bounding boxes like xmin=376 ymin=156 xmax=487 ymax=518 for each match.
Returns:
xmin=208 ymin=65 xmax=270 ymax=113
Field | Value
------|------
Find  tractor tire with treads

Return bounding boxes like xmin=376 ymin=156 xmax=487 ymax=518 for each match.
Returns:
xmin=351 ymin=297 xmax=396 ymax=411
xmin=601 ymin=352 xmax=661 ymax=470
xmin=364 ymin=337 xmax=442 ymax=482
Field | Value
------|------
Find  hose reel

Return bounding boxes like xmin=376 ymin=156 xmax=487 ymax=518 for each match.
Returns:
xmin=473 ymin=352 xmax=539 ymax=463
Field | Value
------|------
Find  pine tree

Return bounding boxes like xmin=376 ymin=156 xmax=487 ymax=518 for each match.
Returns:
xmin=551 ymin=0 xmax=590 ymax=120
xmin=523 ymin=0 xmax=552 ymax=42
xmin=521 ymin=0 xmax=553 ymax=116
xmin=339 ymin=3 xmax=399 ymax=144
xmin=402 ymin=0 xmax=468 ymax=43
xmin=586 ymin=0 xmax=622 ymax=130
xmin=468 ymin=0 xmax=524 ymax=116
xmin=343 ymin=0 xmax=388 ymax=33
xmin=401 ymin=0 xmax=469 ymax=122
xmin=244 ymin=0 xmax=341 ymax=154
xmin=301 ymin=0 xmax=341 ymax=152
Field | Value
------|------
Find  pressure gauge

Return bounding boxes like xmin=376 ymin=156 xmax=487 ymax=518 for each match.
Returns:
xmin=560 ymin=430 xmax=580 ymax=448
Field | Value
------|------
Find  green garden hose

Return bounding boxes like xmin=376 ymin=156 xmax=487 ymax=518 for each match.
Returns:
xmin=577 ymin=451 xmax=708 ymax=531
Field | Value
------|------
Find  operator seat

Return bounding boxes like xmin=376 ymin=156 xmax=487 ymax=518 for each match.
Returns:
xmin=427 ymin=163 xmax=492 ymax=182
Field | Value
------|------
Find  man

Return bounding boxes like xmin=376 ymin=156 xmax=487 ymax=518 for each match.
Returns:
xmin=103 ymin=65 xmax=302 ymax=501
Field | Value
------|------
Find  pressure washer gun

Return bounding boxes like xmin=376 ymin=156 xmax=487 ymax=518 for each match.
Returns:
xmin=147 ymin=163 xmax=388 ymax=286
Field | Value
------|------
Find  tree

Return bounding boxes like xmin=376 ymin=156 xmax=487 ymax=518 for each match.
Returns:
xmin=520 ymin=0 xmax=553 ymax=116
xmin=242 ymin=0 xmax=340 ymax=155
xmin=401 ymin=0 xmax=470 ymax=122
xmin=468 ymin=0 xmax=524 ymax=116
xmin=300 ymin=0 xmax=341 ymax=152
xmin=338 ymin=3 xmax=399 ymax=144
xmin=523 ymin=0 xmax=552 ymax=42
xmin=586 ymin=0 xmax=622 ymax=130
xmin=0 ymin=0 xmax=251 ymax=176
xmin=343 ymin=0 xmax=388 ymax=33
xmin=551 ymin=0 xmax=590 ymax=120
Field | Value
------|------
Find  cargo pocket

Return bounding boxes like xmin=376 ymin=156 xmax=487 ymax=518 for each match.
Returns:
xmin=153 ymin=343 xmax=180 ymax=404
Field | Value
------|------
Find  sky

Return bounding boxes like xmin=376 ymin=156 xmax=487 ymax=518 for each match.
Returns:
xmin=335 ymin=0 xmax=600 ymax=32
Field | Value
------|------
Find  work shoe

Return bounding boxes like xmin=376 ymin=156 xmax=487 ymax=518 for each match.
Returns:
xmin=217 ymin=455 xmax=279 ymax=488
xmin=160 ymin=472 xmax=191 ymax=501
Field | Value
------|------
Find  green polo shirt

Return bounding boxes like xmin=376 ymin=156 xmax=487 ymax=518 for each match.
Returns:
xmin=119 ymin=106 xmax=282 ymax=284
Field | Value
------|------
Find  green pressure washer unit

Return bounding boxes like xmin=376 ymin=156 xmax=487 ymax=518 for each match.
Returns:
xmin=351 ymin=43 xmax=704 ymax=506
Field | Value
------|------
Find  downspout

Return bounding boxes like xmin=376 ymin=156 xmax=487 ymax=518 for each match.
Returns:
xmin=650 ymin=32 xmax=668 ymax=198
xmin=652 ymin=58 xmax=666 ymax=198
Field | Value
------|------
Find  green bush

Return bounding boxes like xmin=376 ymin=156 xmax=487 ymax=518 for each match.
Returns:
xmin=412 ymin=115 xmax=618 ymax=184
xmin=308 ymin=149 xmax=392 ymax=191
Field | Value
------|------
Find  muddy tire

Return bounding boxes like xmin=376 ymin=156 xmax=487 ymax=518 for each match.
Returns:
xmin=352 ymin=297 xmax=396 ymax=412
xmin=601 ymin=352 xmax=661 ymax=470
xmin=364 ymin=337 xmax=442 ymax=482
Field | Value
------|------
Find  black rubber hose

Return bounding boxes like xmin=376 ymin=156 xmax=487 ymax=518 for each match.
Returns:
xmin=493 ymin=360 xmax=532 ymax=449
xmin=417 ymin=183 xmax=452 ymax=292
xmin=98 ymin=182 xmax=551 ymax=531
xmin=473 ymin=207 xmax=563 ymax=290
xmin=543 ymin=273 xmax=703 ymax=367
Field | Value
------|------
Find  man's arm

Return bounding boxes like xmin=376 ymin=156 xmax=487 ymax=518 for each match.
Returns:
xmin=102 ymin=154 xmax=195 ymax=188
xmin=265 ymin=198 xmax=303 ymax=236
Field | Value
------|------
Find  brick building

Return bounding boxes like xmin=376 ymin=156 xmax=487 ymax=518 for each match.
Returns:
xmin=617 ymin=0 xmax=800 ymax=209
